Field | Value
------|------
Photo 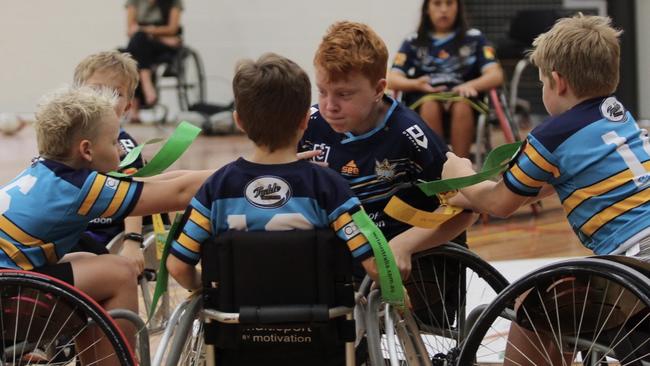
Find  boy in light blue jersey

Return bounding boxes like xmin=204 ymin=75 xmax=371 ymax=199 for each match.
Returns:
xmin=442 ymin=14 xmax=650 ymax=364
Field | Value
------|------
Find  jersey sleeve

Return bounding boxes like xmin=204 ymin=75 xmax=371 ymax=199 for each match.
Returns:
xmin=391 ymin=37 xmax=417 ymax=76
xmin=474 ymin=33 xmax=498 ymax=71
xmin=503 ymin=136 xmax=560 ymax=196
xmin=169 ymin=182 xmax=213 ymax=265
xmin=76 ymin=172 xmax=143 ymax=221
xmin=321 ymin=172 xmax=374 ymax=262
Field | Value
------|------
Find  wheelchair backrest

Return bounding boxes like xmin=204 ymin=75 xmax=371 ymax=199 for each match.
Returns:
xmin=200 ymin=229 xmax=355 ymax=365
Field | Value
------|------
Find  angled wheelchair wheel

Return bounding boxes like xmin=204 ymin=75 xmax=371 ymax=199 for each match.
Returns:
xmin=364 ymin=243 xmax=509 ymax=365
xmin=0 ymin=270 xmax=136 ymax=365
xmin=176 ymin=47 xmax=207 ymax=111
xmin=457 ymin=257 xmax=650 ymax=365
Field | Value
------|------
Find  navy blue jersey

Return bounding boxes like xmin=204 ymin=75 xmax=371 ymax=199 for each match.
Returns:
xmin=0 ymin=159 xmax=143 ymax=269
xmin=504 ymin=96 xmax=650 ymax=254
xmin=391 ymin=28 xmax=497 ymax=105
xmin=170 ymin=158 xmax=372 ymax=265
xmin=299 ymin=96 xmax=448 ymax=240
xmin=86 ymin=128 xmax=144 ymax=241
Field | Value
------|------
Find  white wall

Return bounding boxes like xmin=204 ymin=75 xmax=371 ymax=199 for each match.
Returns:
xmin=0 ymin=1 xmax=421 ymax=115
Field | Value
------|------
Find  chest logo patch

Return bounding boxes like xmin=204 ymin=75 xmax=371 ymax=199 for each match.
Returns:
xmin=341 ymin=160 xmax=360 ymax=176
xmin=312 ymin=143 xmax=331 ymax=163
xmin=375 ymin=159 xmax=397 ymax=181
xmin=600 ymin=97 xmax=626 ymax=122
xmin=245 ymin=176 xmax=292 ymax=209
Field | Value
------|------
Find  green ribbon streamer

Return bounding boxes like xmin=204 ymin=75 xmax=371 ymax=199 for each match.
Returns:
xmin=409 ymin=92 xmax=490 ymax=115
xmin=352 ymin=210 xmax=404 ymax=307
xmin=109 ymin=121 xmax=201 ymax=178
xmin=149 ymin=215 xmax=183 ymax=318
xmin=118 ymin=138 xmax=164 ymax=169
xmin=418 ymin=141 xmax=523 ymax=196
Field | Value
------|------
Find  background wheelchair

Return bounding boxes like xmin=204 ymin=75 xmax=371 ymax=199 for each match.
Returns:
xmin=456 ymin=255 xmax=650 ymax=365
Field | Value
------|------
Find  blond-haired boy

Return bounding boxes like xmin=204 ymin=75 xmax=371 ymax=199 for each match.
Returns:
xmin=443 ymin=14 xmax=650 ymax=364
xmin=0 ymin=86 xmax=211 ymax=360
xmin=73 ymin=51 xmax=148 ymax=273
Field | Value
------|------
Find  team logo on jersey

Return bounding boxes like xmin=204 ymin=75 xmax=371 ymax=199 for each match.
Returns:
xmin=394 ymin=52 xmax=407 ymax=67
xmin=341 ymin=160 xmax=359 ymax=176
xmin=105 ymin=177 xmax=119 ymax=190
xmin=310 ymin=106 xmax=319 ymax=116
xmin=245 ymin=176 xmax=292 ymax=209
xmin=483 ymin=46 xmax=496 ymax=60
xmin=119 ymin=139 xmax=136 ymax=153
xmin=459 ymin=45 xmax=471 ymax=58
xmin=375 ymin=159 xmax=397 ymax=181
xmin=403 ymin=125 xmax=428 ymax=150
xmin=600 ymin=97 xmax=626 ymax=122
xmin=312 ymin=143 xmax=331 ymax=163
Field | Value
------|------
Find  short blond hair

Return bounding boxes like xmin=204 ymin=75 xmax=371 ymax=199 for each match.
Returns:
xmin=73 ymin=51 xmax=139 ymax=99
xmin=529 ymin=14 xmax=621 ymax=97
xmin=35 ymin=86 xmax=118 ymax=160
xmin=314 ymin=21 xmax=388 ymax=84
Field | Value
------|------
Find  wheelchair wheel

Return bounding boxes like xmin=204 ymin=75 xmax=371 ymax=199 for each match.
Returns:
xmin=176 ymin=47 xmax=206 ymax=111
xmin=0 ymin=270 xmax=136 ymax=365
xmin=457 ymin=257 xmax=650 ymax=365
xmin=364 ymin=243 xmax=509 ymax=365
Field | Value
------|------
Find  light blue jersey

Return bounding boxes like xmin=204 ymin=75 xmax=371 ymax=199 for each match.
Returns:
xmin=0 ymin=159 xmax=142 ymax=269
xmin=504 ymin=96 xmax=650 ymax=254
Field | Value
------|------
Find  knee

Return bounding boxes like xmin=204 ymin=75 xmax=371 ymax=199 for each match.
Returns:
xmin=109 ymin=255 xmax=140 ymax=286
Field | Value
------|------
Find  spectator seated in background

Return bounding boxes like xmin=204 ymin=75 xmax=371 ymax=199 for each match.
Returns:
xmin=124 ymin=0 xmax=183 ymax=122
xmin=387 ymin=0 xmax=503 ymax=159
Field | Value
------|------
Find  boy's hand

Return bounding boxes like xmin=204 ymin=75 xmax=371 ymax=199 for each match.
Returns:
xmin=121 ymin=242 xmax=145 ymax=274
xmin=415 ymin=76 xmax=448 ymax=94
xmin=297 ymin=150 xmax=328 ymax=167
xmin=442 ymin=152 xmax=476 ymax=180
xmin=388 ymin=239 xmax=412 ymax=281
xmin=452 ymin=83 xmax=478 ymax=98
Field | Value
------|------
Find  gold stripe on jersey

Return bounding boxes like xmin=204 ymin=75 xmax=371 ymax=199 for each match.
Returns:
xmin=509 ymin=164 xmax=545 ymax=188
xmin=525 ymin=144 xmax=560 ymax=178
xmin=177 ymin=232 xmax=200 ymax=253
xmin=41 ymin=243 xmax=58 ymax=264
xmin=347 ymin=233 xmax=368 ymax=252
xmin=189 ymin=209 xmax=211 ymax=233
xmin=563 ymin=161 xmax=650 ymax=214
xmin=580 ymin=188 xmax=650 ymax=236
xmin=332 ymin=213 xmax=353 ymax=232
xmin=100 ymin=181 xmax=129 ymax=218
xmin=78 ymin=174 xmax=107 ymax=215
xmin=0 ymin=237 xmax=33 ymax=270
xmin=0 ymin=216 xmax=58 ymax=262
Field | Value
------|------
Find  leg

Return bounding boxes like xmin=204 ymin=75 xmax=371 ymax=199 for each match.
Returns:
xmin=504 ymin=323 xmax=573 ymax=365
xmin=449 ymin=101 xmax=475 ymax=158
xmin=139 ymin=68 xmax=157 ymax=106
xmin=418 ymin=100 xmax=444 ymax=137
xmin=68 ymin=254 xmax=139 ymax=365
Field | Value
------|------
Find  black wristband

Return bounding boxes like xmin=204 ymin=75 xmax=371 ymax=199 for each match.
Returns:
xmin=124 ymin=232 xmax=144 ymax=246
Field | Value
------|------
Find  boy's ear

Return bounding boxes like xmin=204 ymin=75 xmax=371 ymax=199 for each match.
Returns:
xmin=375 ymin=78 xmax=387 ymax=100
xmin=78 ymin=139 xmax=93 ymax=163
xmin=551 ymin=71 xmax=568 ymax=95
xmin=232 ymin=110 xmax=246 ymax=133
xmin=298 ymin=111 xmax=310 ymax=131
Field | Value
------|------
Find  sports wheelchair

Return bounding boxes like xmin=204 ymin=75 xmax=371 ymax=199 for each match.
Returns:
xmin=456 ymin=255 xmax=650 ymax=365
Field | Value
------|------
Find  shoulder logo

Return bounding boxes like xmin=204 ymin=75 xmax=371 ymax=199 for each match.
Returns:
xmin=310 ymin=106 xmax=319 ymax=116
xmin=600 ymin=97 xmax=626 ymax=122
xmin=312 ymin=143 xmax=331 ymax=163
xmin=245 ymin=176 xmax=292 ymax=209
xmin=341 ymin=160 xmax=359 ymax=176
xmin=404 ymin=124 xmax=428 ymax=149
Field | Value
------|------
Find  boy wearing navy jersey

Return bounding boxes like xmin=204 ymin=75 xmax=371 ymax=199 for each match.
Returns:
xmin=167 ymin=53 xmax=380 ymax=290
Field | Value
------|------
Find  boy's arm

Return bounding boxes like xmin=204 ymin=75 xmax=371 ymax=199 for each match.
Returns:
xmin=121 ymin=215 xmax=145 ymax=274
xmin=360 ymin=257 xmax=379 ymax=282
xmin=166 ymin=254 xmax=201 ymax=291
xmin=130 ymin=170 xmax=213 ymax=217
xmin=388 ymin=211 xmax=478 ymax=279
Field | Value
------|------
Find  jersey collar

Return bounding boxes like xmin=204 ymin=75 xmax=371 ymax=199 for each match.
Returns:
xmin=341 ymin=96 xmax=398 ymax=144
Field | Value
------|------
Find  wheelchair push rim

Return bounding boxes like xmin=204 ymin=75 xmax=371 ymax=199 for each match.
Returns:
xmin=457 ymin=257 xmax=650 ymax=365
xmin=0 ymin=270 xmax=136 ymax=366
